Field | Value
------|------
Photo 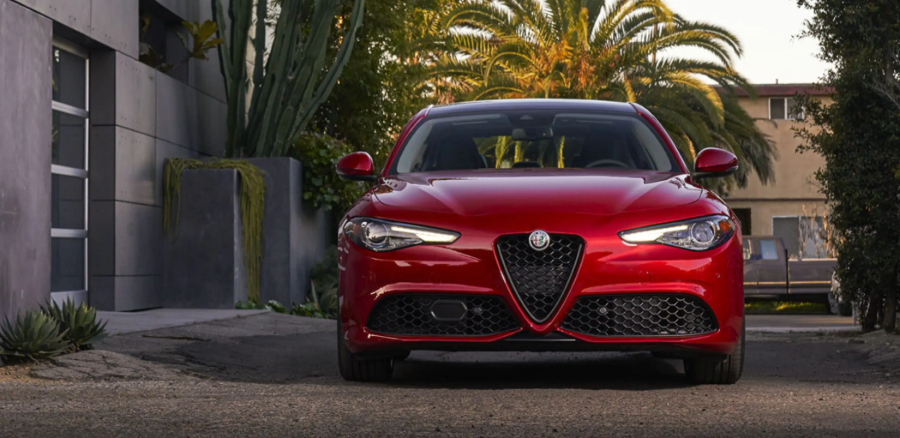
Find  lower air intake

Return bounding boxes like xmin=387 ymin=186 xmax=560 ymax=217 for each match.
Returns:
xmin=367 ymin=294 xmax=519 ymax=336
xmin=560 ymin=294 xmax=718 ymax=337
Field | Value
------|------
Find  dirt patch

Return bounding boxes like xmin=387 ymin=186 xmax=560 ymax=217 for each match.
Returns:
xmin=851 ymin=330 xmax=900 ymax=376
xmin=0 ymin=362 xmax=44 ymax=384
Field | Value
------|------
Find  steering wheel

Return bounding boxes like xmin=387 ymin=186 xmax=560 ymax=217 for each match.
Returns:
xmin=584 ymin=159 xmax=630 ymax=169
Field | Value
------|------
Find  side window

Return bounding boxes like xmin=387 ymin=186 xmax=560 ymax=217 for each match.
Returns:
xmin=759 ymin=240 xmax=779 ymax=261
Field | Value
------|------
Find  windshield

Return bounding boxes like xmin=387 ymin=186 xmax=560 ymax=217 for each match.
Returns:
xmin=391 ymin=111 xmax=680 ymax=174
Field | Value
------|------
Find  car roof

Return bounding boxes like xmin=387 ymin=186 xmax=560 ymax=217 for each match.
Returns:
xmin=426 ymin=99 xmax=638 ymax=117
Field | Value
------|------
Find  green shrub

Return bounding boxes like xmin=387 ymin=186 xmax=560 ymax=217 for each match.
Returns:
xmin=236 ymin=247 xmax=340 ymax=319
xmin=265 ymin=300 xmax=287 ymax=314
xmin=41 ymin=298 xmax=107 ymax=351
xmin=0 ymin=311 xmax=70 ymax=364
xmin=292 ymin=133 xmax=363 ymax=214
xmin=235 ymin=299 xmax=265 ymax=310
xmin=311 ymin=246 xmax=339 ymax=317
xmin=235 ymin=298 xmax=288 ymax=314
xmin=797 ymin=0 xmax=900 ymax=331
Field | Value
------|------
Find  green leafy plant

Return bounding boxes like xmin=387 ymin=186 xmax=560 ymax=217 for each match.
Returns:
xmin=0 ymin=311 xmax=70 ymax=364
xmin=163 ymin=158 xmax=266 ymax=302
xmin=235 ymin=299 xmax=288 ymax=314
xmin=265 ymin=300 xmax=287 ymax=314
xmin=178 ymin=20 xmax=225 ymax=62
xmin=140 ymin=17 xmax=223 ymax=73
xmin=293 ymin=246 xmax=339 ymax=319
xmin=235 ymin=299 xmax=265 ymax=310
xmin=41 ymin=298 xmax=108 ymax=351
xmin=292 ymin=132 xmax=362 ymax=213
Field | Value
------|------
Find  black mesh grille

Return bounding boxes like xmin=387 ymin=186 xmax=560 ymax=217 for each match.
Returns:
xmin=560 ymin=294 xmax=718 ymax=337
xmin=366 ymin=294 xmax=519 ymax=336
xmin=496 ymin=234 xmax=583 ymax=323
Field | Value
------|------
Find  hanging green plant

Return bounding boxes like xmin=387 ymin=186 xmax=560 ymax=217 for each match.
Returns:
xmin=162 ymin=158 xmax=265 ymax=301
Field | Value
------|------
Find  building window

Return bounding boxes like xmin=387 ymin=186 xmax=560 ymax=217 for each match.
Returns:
xmin=50 ymin=38 xmax=89 ymax=305
xmin=773 ymin=216 xmax=829 ymax=260
xmin=732 ymin=208 xmax=752 ymax=236
xmin=769 ymin=97 xmax=804 ymax=120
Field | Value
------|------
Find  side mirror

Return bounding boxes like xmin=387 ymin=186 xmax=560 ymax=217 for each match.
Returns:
xmin=336 ymin=152 xmax=377 ymax=182
xmin=694 ymin=148 xmax=738 ymax=179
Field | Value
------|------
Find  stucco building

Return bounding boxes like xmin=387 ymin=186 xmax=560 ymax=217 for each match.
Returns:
xmin=722 ymin=84 xmax=833 ymax=260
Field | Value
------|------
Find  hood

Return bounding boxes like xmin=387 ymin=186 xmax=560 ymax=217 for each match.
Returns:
xmin=372 ymin=169 xmax=703 ymax=217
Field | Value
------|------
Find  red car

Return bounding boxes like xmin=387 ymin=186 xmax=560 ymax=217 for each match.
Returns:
xmin=335 ymin=99 xmax=744 ymax=384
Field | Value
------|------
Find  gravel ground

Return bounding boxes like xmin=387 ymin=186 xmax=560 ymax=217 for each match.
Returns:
xmin=1 ymin=313 xmax=899 ymax=437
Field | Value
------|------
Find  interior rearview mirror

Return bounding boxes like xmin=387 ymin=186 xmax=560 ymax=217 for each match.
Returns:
xmin=511 ymin=126 xmax=553 ymax=141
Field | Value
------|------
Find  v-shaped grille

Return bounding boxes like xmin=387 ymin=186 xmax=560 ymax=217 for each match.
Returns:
xmin=496 ymin=234 xmax=583 ymax=323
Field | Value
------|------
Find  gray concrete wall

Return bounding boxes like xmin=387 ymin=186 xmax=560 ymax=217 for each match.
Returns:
xmin=0 ymin=0 xmax=53 ymax=319
xmin=246 ymin=158 xmax=332 ymax=306
xmin=83 ymin=1 xmax=227 ymax=310
xmin=13 ymin=0 xmax=138 ymax=57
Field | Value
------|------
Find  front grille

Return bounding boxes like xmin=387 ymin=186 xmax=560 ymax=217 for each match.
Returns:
xmin=366 ymin=294 xmax=519 ymax=336
xmin=496 ymin=234 xmax=583 ymax=323
xmin=560 ymin=294 xmax=718 ymax=337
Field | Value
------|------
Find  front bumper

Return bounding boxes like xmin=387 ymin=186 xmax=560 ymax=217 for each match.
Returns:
xmin=338 ymin=229 xmax=744 ymax=357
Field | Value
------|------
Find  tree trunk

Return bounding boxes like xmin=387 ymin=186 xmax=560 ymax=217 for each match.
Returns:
xmin=861 ymin=293 xmax=880 ymax=332
xmin=884 ymin=291 xmax=897 ymax=333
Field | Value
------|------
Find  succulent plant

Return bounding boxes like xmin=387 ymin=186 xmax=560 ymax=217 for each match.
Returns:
xmin=0 ymin=311 xmax=70 ymax=364
xmin=213 ymin=0 xmax=365 ymax=158
xmin=41 ymin=298 xmax=107 ymax=351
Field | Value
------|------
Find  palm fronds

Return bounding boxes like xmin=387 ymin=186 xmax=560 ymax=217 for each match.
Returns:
xmin=427 ymin=0 xmax=774 ymax=189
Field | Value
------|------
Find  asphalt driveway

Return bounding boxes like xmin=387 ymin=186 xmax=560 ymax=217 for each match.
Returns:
xmin=0 ymin=312 xmax=898 ymax=437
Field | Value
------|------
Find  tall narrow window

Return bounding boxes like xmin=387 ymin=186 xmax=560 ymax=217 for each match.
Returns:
xmin=50 ymin=38 xmax=89 ymax=305
xmin=769 ymin=98 xmax=787 ymax=120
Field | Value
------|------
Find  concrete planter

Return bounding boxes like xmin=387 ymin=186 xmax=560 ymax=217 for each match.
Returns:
xmin=162 ymin=158 xmax=331 ymax=308
xmin=245 ymin=158 xmax=331 ymax=307
xmin=163 ymin=169 xmax=247 ymax=308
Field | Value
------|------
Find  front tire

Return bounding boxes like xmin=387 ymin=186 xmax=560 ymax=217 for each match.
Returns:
xmin=684 ymin=319 xmax=745 ymax=384
xmin=337 ymin=318 xmax=393 ymax=382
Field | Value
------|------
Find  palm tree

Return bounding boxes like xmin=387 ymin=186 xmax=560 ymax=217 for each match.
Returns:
xmin=431 ymin=0 xmax=774 ymax=190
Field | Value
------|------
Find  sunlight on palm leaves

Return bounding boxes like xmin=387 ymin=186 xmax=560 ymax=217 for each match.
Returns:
xmin=430 ymin=0 xmax=774 ymax=191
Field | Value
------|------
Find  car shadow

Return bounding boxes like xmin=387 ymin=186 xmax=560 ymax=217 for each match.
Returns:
xmin=391 ymin=352 xmax=690 ymax=390
xmin=166 ymin=330 xmax=694 ymax=390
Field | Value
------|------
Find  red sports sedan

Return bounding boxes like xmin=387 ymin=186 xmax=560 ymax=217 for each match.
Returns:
xmin=334 ymin=99 xmax=744 ymax=384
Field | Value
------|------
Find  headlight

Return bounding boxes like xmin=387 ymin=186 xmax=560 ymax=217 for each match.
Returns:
xmin=343 ymin=217 xmax=460 ymax=252
xmin=618 ymin=215 xmax=735 ymax=251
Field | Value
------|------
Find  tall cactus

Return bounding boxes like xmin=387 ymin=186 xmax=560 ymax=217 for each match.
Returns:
xmin=213 ymin=0 xmax=365 ymax=157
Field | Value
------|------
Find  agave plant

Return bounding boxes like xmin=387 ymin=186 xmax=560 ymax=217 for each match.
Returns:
xmin=0 ymin=311 xmax=70 ymax=364
xmin=41 ymin=298 xmax=108 ymax=351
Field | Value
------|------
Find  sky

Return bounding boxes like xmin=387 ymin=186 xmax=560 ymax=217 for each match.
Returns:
xmin=663 ymin=0 xmax=831 ymax=84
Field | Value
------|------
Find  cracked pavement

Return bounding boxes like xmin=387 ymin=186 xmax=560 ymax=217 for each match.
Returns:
xmin=1 ymin=313 xmax=900 ymax=437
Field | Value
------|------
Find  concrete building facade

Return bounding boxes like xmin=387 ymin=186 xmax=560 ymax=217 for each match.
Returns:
xmin=0 ymin=0 xmax=229 ymax=319
xmin=723 ymin=84 xmax=834 ymax=260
